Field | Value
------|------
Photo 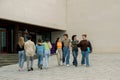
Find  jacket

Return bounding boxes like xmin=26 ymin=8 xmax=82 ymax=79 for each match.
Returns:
xmin=77 ymin=40 xmax=92 ymax=52
xmin=36 ymin=43 xmax=44 ymax=55
xmin=24 ymin=40 xmax=36 ymax=57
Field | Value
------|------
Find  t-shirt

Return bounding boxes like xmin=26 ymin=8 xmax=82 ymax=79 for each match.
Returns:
xmin=43 ymin=42 xmax=50 ymax=50
xmin=57 ymin=42 xmax=62 ymax=49
xmin=63 ymin=39 xmax=70 ymax=47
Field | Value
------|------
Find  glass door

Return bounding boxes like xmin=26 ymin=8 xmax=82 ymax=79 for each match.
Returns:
xmin=0 ymin=28 xmax=8 ymax=53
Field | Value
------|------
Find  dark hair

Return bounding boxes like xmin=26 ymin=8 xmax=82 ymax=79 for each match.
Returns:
xmin=45 ymin=38 xmax=50 ymax=42
xmin=56 ymin=37 xmax=60 ymax=43
xmin=38 ymin=39 xmax=42 ymax=43
xmin=63 ymin=34 xmax=68 ymax=38
xmin=27 ymin=35 xmax=32 ymax=40
xmin=72 ymin=35 xmax=77 ymax=41
xmin=82 ymin=34 xmax=87 ymax=38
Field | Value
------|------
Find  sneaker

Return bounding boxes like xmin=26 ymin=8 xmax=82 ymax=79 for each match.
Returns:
xmin=31 ymin=67 xmax=34 ymax=71
xmin=28 ymin=69 xmax=31 ymax=71
xmin=66 ymin=64 xmax=70 ymax=67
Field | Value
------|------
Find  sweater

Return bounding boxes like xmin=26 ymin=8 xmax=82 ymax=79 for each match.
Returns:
xmin=77 ymin=40 xmax=92 ymax=52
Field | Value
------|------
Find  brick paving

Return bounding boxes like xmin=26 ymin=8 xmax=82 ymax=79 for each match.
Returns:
xmin=0 ymin=53 xmax=120 ymax=80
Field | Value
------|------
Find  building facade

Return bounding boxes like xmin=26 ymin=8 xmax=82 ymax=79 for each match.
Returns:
xmin=0 ymin=0 xmax=120 ymax=53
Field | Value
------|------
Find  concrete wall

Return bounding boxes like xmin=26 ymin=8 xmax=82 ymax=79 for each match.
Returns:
xmin=0 ymin=0 xmax=66 ymax=30
xmin=67 ymin=0 xmax=120 ymax=53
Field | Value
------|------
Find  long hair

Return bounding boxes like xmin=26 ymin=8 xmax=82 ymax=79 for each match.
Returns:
xmin=18 ymin=37 xmax=24 ymax=48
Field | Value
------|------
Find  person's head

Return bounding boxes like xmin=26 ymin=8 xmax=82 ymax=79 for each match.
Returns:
xmin=18 ymin=37 xmax=24 ymax=48
xmin=72 ymin=35 xmax=77 ymax=41
xmin=38 ymin=39 xmax=42 ymax=43
xmin=27 ymin=35 xmax=32 ymax=40
xmin=82 ymin=34 xmax=87 ymax=40
xmin=63 ymin=34 xmax=68 ymax=40
xmin=45 ymin=38 xmax=50 ymax=42
xmin=56 ymin=37 xmax=61 ymax=42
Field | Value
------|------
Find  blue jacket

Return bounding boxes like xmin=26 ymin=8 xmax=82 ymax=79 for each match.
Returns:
xmin=36 ymin=44 xmax=45 ymax=55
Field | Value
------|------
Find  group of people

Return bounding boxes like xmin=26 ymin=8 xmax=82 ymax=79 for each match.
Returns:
xmin=17 ymin=33 xmax=92 ymax=72
xmin=17 ymin=35 xmax=52 ymax=71
xmin=55 ymin=34 xmax=92 ymax=67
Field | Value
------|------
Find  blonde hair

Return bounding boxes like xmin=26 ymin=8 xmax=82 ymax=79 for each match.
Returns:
xmin=18 ymin=37 xmax=24 ymax=48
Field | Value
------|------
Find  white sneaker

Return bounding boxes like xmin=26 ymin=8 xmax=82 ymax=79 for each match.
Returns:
xmin=66 ymin=64 xmax=70 ymax=67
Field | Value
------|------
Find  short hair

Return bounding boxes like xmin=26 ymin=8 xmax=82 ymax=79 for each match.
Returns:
xmin=72 ymin=35 xmax=77 ymax=41
xmin=27 ymin=35 xmax=32 ymax=40
xmin=63 ymin=34 xmax=68 ymax=38
xmin=82 ymin=34 xmax=87 ymax=38
xmin=38 ymin=39 xmax=42 ymax=43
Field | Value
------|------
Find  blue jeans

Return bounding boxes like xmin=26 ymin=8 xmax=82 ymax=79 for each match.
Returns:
xmin=45 ymin=50 xmax=50 ymax=68
xmin=81 ymin=51 xmax=90 ymax=66
xmin=37 ymin=53 xmax=43 ymax=68
xmin=72 ymin=50 xmax=78 ymax=66
xmin=18 ymin=50 xmax=25 ymax=68
xmin=62 ymin=46 xmax=70 ymax=65
xmin=26 ymin=56 xmax=34 ymax=69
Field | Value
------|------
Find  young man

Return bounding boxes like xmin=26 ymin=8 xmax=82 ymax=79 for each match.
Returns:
xmin=24 ymin=36 xmax=36 ymax=71
xmin=62 ymin=34 xmax=71 ymax=67
xmin=77 ymin=34 xmax=92 ymax=67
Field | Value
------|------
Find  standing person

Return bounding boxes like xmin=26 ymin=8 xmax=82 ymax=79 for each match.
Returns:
xmin=77 ymin=34 xmax=92 ymax=67
xmin=17 ymin=37 xmax=25 ymax=71
xmin=36 ymin=39 xmax=44 ymax=70
xmin=55 ymin=37 xmax=63 ymax=66
xmin=62 ymin=34 xmax=71 ymax=67
xmin=24 ymin=35 xmax=36 ymax=71
xmin=43 ymin=38 xmax=52 ymax=69
xmin=71 ymin=35 xmax=79 ymax=67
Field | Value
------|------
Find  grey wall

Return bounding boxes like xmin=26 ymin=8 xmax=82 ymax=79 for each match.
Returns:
xmin=67 ymin=0 xmax=120 ymax=53
xmin=0 ymin=0 xmax=66 ymax=30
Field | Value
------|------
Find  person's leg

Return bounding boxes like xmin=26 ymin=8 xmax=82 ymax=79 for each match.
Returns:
xmin=72 ymin=51 xmax=75 ymax=65
xmin=85 ymin=51 xmax=90 ymax=67
xmin=74 ymin=51 xmax=78 ymax=66
xmin=21 ymin=51 xmax=25 ymax=69
xmin=40 ymin=53 xmax=43 ymax=69
xmin=30 ymin=56 xmax=34 ymax=70
xmin=57 ymin=49 xmax=61 ymax=65
xmin=81 ymin=51 xmax=85 ymax=65
xmin=45 ymin=50 xmax=50 ymax=69
xmin=76 ymin=51 xmax=78 ymax=65
xmin=62 ymin=47 xmax=65 ymax=64
xmin=57 ymin=52 xmax=60 ymax=65
xmin=38 ymin=54 xmax=40 ymax=68
xmin=66 ymin=47 xmax=70 ymax=65
xmin=18 ymin=51 xmax=22 ymax=70
xmin=26 ymin=56 xmax=30 ymax=70
xmin=59 ymin=49 xmax=63 ymax=65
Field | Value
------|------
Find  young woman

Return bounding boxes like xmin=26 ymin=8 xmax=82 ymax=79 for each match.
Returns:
xmin=17 ymin=37 xmax=25 ymax=71
xmin=71 ymin=35 xmax=79 ymax=67
xmin=43 ymin=39 xmax=52 ymax=69
xmin=77 ymin=34 xmax=92 ymax=67
xmin=36 ymin=39 xmax=44 ymax=70
xmin=55 ymin=37 xmax=63 ymax=66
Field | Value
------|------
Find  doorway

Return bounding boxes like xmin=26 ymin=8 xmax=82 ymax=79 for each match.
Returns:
xmin=0 ymin=28 xmax=8 ymax=53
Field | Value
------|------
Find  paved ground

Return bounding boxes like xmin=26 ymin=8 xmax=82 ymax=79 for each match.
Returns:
xmin=0 ymin=53 xmax=120 ymax=80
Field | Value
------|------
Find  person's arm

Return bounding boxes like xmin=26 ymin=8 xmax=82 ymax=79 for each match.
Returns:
xmin=77 ymin=41 xmax=81 ymax=47
xmin=33 ymin=43 xmax=36 ymax=53
xmin=88 ymin=41 xmax=92 ymax=53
